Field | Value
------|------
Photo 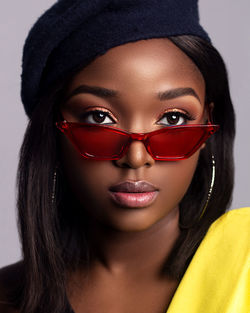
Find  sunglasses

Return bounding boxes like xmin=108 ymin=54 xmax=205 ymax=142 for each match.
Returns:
xmin=56 ymin=118 xmax=219 ymax=161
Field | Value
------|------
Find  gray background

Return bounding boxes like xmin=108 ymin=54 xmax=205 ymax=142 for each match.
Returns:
xmin=0 ymin=0 xmax=249 ymax=268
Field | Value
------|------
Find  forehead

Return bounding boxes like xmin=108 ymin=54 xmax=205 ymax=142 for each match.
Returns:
xmin=67 ymin=38 xmax=205 ymax=104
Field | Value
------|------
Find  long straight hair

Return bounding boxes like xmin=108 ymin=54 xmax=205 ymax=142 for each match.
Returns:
xmin=11 ymin=35 xmax=235 ymax=313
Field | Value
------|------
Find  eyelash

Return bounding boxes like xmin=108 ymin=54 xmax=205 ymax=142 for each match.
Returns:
xmin=157 ymin=110 xmax=195 ymax=125
xmin=79 ymin=108 xmax=195 ymax=125
xmin=80 ymin=108 xmax=116 ymax=124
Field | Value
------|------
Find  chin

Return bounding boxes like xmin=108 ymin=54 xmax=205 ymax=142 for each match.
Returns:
xmin=101 ymin=208 xmax=173 ymax=233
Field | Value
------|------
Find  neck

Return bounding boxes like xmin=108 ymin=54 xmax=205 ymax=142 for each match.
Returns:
xmin=86 ymin=206 xmax=180 ymax=277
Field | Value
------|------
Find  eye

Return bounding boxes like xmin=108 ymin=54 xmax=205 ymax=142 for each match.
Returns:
xmin=157 ymin=111 xmax=194 ymax=126
xmin=80 ymin=109 xmax=115 ymax=125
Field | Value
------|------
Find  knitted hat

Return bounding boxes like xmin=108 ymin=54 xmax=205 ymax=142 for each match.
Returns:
xmin=21 ymin=0 xmax=210 ymax=117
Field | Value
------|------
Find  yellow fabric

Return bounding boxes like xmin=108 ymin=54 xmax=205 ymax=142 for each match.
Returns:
xmin=167 ymin=207 xmax=250 ymax=313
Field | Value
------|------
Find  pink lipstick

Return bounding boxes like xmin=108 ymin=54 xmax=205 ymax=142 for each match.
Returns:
xmin=109 ymin=180 xmax=159 ymax=208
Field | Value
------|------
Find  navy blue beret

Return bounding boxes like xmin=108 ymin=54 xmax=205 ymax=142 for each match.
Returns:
xmin=21 ymin=0 xmax=211 ymax=117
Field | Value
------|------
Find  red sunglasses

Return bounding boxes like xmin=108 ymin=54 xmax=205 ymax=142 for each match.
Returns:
xmin=56 ymin=119 xmax=219 ymax=161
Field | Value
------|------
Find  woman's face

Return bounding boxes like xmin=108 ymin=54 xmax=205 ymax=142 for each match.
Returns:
xmin=59 ymin=38 xmax=207 ymax=232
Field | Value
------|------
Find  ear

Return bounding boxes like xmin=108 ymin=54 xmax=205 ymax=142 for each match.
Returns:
xmin=201 ymin=102 xmax=215 ymax=150
xmin=207 ymin=102 xmax=214 ymax=123
xmin=201 ymin=143 xmax=206 ymax=150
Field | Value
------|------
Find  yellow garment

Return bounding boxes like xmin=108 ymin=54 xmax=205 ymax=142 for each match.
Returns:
xmin=167 ymin=207 xmax=250 ymax=313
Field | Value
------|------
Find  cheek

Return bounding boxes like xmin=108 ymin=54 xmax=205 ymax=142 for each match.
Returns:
xmin=156 ymin=151 xmax=200 ymax=208
xmin=59 ymin=135 xmax=115 ymax=211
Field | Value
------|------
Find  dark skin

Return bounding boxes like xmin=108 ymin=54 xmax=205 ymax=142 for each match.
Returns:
xmin=60 ymin=38 xmax=208 ymax=313
xmin=0 ymin=38 xmax=209 ymax=313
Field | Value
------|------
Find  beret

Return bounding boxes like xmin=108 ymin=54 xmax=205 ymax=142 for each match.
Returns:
xmin=21 ymin=0 xmax=211 ymax=117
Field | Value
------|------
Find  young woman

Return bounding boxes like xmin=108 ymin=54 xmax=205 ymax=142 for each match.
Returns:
xmin=0 ymin=1 xmax=249 ymax=313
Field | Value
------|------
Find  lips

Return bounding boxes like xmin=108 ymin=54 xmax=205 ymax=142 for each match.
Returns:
xmin=109 ymin=180 xmax=159 ymax=208
xmin=109 ymin=180 xmax=158 ymax=193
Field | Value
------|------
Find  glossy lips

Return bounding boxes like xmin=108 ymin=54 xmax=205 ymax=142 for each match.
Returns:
xmin=109 ymin=181 xmax=159 ymax=208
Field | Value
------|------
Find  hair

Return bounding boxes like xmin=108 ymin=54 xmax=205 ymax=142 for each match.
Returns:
xmin=9 ymin=35 xmax=235 ymax=313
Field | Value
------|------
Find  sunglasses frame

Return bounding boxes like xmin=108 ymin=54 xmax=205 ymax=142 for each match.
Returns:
xmin=56 ymin=120 xmax=219 ymax=161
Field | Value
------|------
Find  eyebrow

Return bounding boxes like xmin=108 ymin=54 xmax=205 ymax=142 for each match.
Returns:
xmin=66 ymin=84 xmax=201 ymax=103
xmin=158 ymin=87 xmax=201 ymax=103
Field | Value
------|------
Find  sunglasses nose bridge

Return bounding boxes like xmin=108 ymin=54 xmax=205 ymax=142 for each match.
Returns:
xmin=130 ymin=133 xmax=147 ymax=141
xmin=125 ymin=132 xmax=152 ymax=159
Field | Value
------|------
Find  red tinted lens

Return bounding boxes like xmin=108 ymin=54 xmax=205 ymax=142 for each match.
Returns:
xmin=60 ymin=123 xmax=130 ymax=159
xmin=148 ymin=125 xmax=217 ymax=160
xmin=57 ymin=122 xmax=219 ymax=161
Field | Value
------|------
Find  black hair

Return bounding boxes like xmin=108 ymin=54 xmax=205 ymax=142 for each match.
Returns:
xmin=165 ymin=36 xmax=235 ymax=275
xmin=9 ymin=35 xmax=235 ymax=313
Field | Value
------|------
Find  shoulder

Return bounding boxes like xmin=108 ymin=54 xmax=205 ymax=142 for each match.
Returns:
xmin=210 ymin=206 xmax=250 ymax=228
xmin=0 ymin=261 xmax=23 ymax=313
xmin=194 ymin=207 xmax=250 ymax=282
xmin=181 ymin=207 xmax=250 ymax=285
xmin=201 ymin=207 xmax=250 ymax=254
xmin=167 ymin=208 xmax=250 ymax=312
xmin=207 ymin=207 xmax=250 ymax=245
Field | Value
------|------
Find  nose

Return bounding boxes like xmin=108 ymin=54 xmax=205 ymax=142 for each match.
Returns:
xmin=114 ymin=140 xmax=155 ymax=169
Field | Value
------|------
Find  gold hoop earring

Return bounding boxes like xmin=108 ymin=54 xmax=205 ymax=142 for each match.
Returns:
xmin=179 ymin=154 xmax=216 ymax=229
xmin=199 ymin=154 xmax=216 ymax=220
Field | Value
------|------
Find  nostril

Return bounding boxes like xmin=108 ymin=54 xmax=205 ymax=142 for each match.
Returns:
xmin=121 ymin=163 xmax=131 ymax=169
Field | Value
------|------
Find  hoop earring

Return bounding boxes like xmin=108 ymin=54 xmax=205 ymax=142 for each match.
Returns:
xmin=179 ymin=154 xmax=216 ymax=229
xmin=199 ymin=154 xmax=216 ymax=220
xmin=51 ymin=167 xmax=57 ymax=205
